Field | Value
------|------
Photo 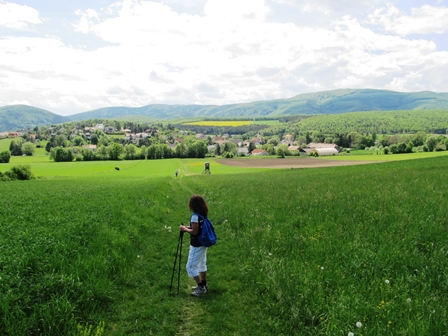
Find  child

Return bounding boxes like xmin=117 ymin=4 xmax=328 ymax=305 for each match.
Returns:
xmin=179 ymin=194 xmax=209 ymax=296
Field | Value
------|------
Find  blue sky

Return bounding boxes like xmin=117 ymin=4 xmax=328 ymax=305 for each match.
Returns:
xmin=1 ymin=0 xmax=447 ymax=116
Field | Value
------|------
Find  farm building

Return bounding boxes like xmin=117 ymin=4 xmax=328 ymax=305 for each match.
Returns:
xmin=303 ymin=147 xmax=339 ymax=156
xmin=251 ymin=149 xmax=267 ymax=156
xmin=308 ymin=142 xmax=339 ymax=150
xmin=237 ymin=148 xmax=249 ymax=156
xmin=288 ymin=146 xmax=307 ymax=155
xmin=317 ymin=148 xmax=338 ymax=156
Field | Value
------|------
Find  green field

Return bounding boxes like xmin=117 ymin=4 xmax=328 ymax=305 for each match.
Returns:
xmin=0 ymin=138 xmax=11 ymax=151
xmin=1 ymin=156 xmax=448 ymax=335
xmin=0 ymin=138 xmax=48 ymax=156
xmin=324 ymin=150 xmax=448 ymax=161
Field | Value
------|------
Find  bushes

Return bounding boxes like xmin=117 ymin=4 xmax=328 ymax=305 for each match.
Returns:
xmin=50 ymin=147 xmax=74 ymax=162
xmin=309 ymin=150 xmax=319 ymax=157
xmin=0 ymin=150 xmax=11 ymax=163
xmin=0 ymin=165 xmax=34 ymax=181
xmin=222 ymin=151 xmax=235 ymax=158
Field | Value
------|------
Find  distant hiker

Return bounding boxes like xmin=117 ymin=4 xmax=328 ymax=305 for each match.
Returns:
xmin=175 ymin=170 xmax=178 ymax=177
xmin=179 ymin=194 xmax=211 ymax=296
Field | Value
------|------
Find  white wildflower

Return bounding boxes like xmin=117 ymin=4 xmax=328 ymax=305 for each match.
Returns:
xmin=321 ymin=266 xmax=324 ymax=270
xmin=385 ymin=279 xmax=390 ymax=284
xmin=348 ymin=332 xmax=354 ymax=336
xmin=407 ymin=298 xmax=411 ymax=303
xmin=356 ymin=322 xmax=362 ymax=328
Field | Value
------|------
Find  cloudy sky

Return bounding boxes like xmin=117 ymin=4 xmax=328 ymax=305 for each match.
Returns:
xmin=1 ymin=0 xmax=448 ymax=116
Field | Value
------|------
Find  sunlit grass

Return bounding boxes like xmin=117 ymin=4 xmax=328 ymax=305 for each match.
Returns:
xmin=1 ymin=151 xmax=448 ymax=335
xmin=322 ymin=150 xmax=448 ymax=161
xmin=0 ymin=138 xmax=10 ymax=151
xmin=1 ymin=158 xmax=266 ymax=178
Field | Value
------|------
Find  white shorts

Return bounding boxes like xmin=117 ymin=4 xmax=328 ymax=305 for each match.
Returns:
xmin=186 ymin=245 xmax=208 ymax=278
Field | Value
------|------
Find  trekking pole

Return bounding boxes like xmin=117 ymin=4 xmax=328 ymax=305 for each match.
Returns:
xmin=170 ymin=230 xmax=184 ymax=294
xmin=177 ymin=230 xmax=183 ymax=294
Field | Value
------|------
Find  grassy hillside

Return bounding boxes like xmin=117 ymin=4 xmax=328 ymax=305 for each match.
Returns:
xmin=0 ymin=105 xmax=68 ymax=132
xmin=0 ymin=157 xmax=447 ymax=335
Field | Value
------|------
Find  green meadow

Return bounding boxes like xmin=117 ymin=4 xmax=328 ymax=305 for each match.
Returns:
xmin=0 ymin=138 xmax=11 ymax=151
xmin=323 ymin=150 xmax=448 ymax=161
xmin=1 ymin=156 xmax=447 ymax=335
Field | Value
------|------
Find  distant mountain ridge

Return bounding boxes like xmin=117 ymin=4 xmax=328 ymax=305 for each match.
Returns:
xmin=1 ymin=89 xmax=448 ymax=132
xmin=0 ymin=105 xmax=68 ymax=133
xmin=67 ymin=89 xmax=448 ymax=121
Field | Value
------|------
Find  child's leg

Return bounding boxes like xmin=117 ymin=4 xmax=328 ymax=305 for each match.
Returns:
xmin=198 ymin=248 xmax=207 ymax=285
xmin=186 ymin=246 xmax=204 ymax=285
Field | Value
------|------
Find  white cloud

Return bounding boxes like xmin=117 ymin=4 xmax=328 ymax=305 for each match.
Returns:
xmin=301 ymin=3 xmax=331 ymax=15
xmin=204 ymin=0 xmax=270 ymax=21
xmin=0 ymin=0 xmax=447 ymax=115
xmin=367 ymin=3 xmax=448 ymax=36
xmin=271 ymin=0 xmax=383 ymax=13
xmin=271 ymin=0 xmax=295 ymax=4
xmin=0 ymin=2 xmax=41 ymax=29
xmin=74 ymin=9 xmax=100 ymax=34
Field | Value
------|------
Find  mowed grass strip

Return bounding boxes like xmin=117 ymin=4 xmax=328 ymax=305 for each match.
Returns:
xmin=1 ymin=156 xmax=447 ymax=335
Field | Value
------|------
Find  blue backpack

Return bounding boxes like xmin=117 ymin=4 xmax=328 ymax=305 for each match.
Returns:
xmin=196 ymin=213 xmax=217 ymax=247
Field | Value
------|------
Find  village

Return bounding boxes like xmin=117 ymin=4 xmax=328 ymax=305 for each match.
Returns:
xmin=1 ymin=121 xmax=340 ymax=159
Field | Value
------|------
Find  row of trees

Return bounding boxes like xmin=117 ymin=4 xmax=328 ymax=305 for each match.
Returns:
xmin=49 ymin=141 xmax=210 ymax=162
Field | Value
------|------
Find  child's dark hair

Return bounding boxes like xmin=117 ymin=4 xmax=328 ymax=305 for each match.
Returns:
xmin=189 ymin=194 xmax=209 ymax=217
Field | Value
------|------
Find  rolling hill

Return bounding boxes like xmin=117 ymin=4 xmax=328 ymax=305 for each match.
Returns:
xmin=0 ymin=105 xmax=69 ymax=132
xmin=1 ymin=89 xmax=448 ymax=131
xmin=66 ymin=89 xmax=448 ymax=121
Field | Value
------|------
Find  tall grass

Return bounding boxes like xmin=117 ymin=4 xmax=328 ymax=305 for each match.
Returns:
xmin=181 ymin=158 xmax=448 ymax=335
xmin=0 ymin=157 xmax=447 ymax=335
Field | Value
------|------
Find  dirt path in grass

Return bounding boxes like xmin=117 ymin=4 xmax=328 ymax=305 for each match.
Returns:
xmin=215 ymin=157 xmax=383 ymax=169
